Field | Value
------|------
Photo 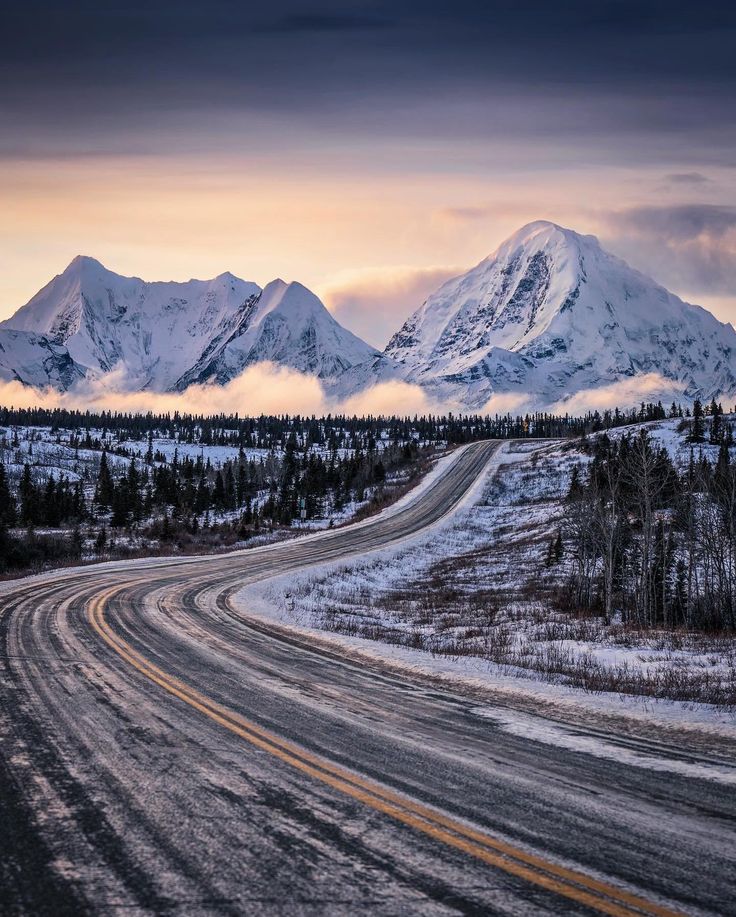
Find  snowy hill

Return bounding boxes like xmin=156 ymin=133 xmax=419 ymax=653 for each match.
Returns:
xmin=384 ymin=221 xmax=736 ymax=408
xmin=1 ymin=258 xmax=377 ymax=391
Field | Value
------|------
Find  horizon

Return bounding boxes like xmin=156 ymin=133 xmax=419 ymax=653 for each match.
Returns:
xmin=2 ymin=1 xmax=735 ymax=347
xmin=4 ymin=216 xmax=736 ymax=352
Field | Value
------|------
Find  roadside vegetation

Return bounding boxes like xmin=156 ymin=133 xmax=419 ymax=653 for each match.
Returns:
xmin=267 ymin=402 xmax=736 ymax=707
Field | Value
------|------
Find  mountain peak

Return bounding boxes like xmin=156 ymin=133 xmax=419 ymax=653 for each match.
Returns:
xmin=384 ymin=219 xmax=736 ymax=408
xmin=64 ymin=254 xmax=109 ymax=275
xmin=490 ymin=220 xmax=598 ymax=261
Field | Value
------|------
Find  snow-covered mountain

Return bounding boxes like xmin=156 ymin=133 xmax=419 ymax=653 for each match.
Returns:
xmin=384 ymin=221 xmax=736 ymax=408
xmin=174 ymin=279 xmax=378 ymax=390
xmin=0 ymin=257 xmax=378 ymax=391
xmin=2 ymin=225 xmax=736 ymax=411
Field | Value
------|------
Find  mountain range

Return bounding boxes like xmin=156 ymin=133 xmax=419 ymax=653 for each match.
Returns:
xmin=2 ymin=221 xmax=735 ymax=410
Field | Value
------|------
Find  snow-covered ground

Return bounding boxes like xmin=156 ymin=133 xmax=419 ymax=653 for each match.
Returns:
xmin=601 ymin=414 xmax=734 ymax=468
xmin=235 ymin=430 xmax=736 ymax=728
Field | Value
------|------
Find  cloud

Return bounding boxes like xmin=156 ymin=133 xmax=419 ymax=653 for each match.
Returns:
xmin=320 ymin=266 xmax=460 ymax=349
xmin=609 ymin=204 xmax=736 ymax=242
xmin=666 ymin=172 xmax=710 ymax=185
xmin=435 ymin=206 xmax=495 ymax=223
xmin=478 ymin=392 xmax=531 ymax=415
xmin=256 ymin=13 xmax=393 ymax=33
xmin=0 ymin=363 xmax=328 ymax=416
xmin=0 ymin=362 xmax=454 ymax=419
xmin=0 ymin=379 xmax=66 ymax=410
xmin=339 ymin=380 xmax=442 ymax=416
xmin=549 ymin=373 xmax=686 ymax=414
xmin=601 ymin=204 xmax=736 ymax=305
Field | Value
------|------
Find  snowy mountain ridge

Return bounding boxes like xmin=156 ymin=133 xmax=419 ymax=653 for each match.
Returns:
xmin=2 ymin=221 xmax=736 ymax=410
xmin=384 ymin=221 xmax=736 ymax=408
xmin=0 ymin=258 xmax=378 ymax=391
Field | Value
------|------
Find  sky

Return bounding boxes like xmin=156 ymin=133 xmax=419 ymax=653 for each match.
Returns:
xmin=2 ymin=0 xmax=735 ymax=348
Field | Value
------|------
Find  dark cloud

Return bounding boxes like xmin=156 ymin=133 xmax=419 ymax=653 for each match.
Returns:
xmin=610 ymin=205 xmax=736 ymax=242
xmin=667 ymin=173 xmax=711 ymax=185
xmin=1 ymin=0 xmax=735 ymax=166
xmin=602 ymin=204 xmax=736 ymax=301
xmin=256 ymin=12 xmax=394 ymax=33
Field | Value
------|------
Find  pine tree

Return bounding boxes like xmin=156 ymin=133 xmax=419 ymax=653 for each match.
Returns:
xmin=70 ymin=527 xmax=83 ymax=558
xmin=95 ymin=451 xmax=114 ymax=509
xmin=213 ymin=470 xmax=226 ymax=509
xmin=95 ymin=527 xmax=107 ymax=555
xmin=554 ymin=529 xmax=563 ymax=564
xmin=111 ymin=482 xmax=128 ymax=528
xmin=710 ymin=399 xmax=723 ymax=444
xmin=567 ymin=464 xmax=583 ymax=500
xmin=689 ymin=400 xmax=705 ymax=444
xmin=19 ymin=463 xmax=38 ymax=525
xmin=0 ymin=461 xmax=17 ymax=526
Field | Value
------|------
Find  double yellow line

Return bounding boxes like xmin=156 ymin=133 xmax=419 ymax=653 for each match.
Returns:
xmin=89 ymin=587 xmax=680 ymax=917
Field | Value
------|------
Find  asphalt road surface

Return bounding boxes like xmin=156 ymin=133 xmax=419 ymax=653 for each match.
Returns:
xmin=2 ymin=440 xmax=735 ymax=916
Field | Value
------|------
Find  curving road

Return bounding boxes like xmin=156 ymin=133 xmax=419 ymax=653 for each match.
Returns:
xmin=1 ymin=440 xmax=735 ymax=916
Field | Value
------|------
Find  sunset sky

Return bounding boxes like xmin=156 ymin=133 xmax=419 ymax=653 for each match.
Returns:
xmin=2 ymin=0 xmax=735 ymax=346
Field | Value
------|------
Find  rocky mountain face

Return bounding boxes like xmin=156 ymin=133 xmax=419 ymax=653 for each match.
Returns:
xmin=0 ymin=329 xmax=85 ymax=389
xmin=384 ymin=221 xmax=736 ymax=408
xmin=2 ymin=223 xmax=736 ymax=410
xmin=174 ymin=278 xmax=378 ymax=390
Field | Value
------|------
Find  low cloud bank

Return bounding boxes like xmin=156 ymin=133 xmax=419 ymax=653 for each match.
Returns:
xmin=0 ymin=363 xmax=444 ymax=418
xmin=0 ymin=366 xmax=692 ymax=420
xmin=550 ymin=373 xmax=686 ymax=415
xmin=478 ymin=392 xmax=531 ymax=415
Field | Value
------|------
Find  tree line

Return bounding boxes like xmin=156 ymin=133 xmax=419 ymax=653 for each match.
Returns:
xmin=0 ymin=433 xmax=423 ymax=564
xmin=0 ymin=399 xmax=707 ymax=447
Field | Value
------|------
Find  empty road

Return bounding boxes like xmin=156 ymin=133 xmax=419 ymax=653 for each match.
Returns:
xmin=1 ymin=440 xmax=735 ymax=916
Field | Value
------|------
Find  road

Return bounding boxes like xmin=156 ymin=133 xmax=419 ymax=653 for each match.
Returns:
xmin=1 ymin=440 xmax=735 ymax=916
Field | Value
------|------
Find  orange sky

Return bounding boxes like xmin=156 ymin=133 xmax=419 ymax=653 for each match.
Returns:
xmin=2 ymin=150 xmax=735 ymax=346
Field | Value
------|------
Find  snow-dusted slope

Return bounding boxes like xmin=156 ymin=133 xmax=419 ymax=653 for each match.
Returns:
xmin=175 ymin=279 xmax=378 ymax=389
xmin=384 ymin=221 xmax=736 ymax=408
xmin=1 ymin=259 xmax=377 ymax=393
xmin=0 ymin=329 xmax=84 ymax=389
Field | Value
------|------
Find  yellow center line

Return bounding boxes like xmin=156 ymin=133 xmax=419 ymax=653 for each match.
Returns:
xmin=89 ymin=586 xmax=682 ymax=917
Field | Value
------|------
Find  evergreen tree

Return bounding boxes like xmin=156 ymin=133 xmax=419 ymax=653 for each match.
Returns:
xmin=95 ymin=451 xmax=114 ymax=509
xmin=19 ymin=463 xmax=38 ymax=525
xmin=689 ymin=400 xmax=705 ymax=444
xmin=553 ymin=529 xmax=563 ymax=564
xmin=0 ymin=461 xmax=17 ymax=526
